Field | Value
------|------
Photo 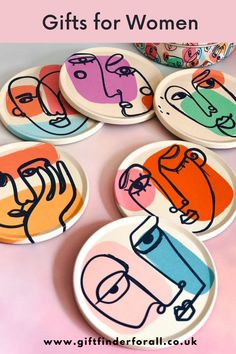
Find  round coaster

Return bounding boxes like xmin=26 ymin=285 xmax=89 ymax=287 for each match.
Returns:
xmin=114 ymin=140 xmax=236 ymax=240
xmin=59 ymin=47 xmax=163 ymax=125
xmin=154 ymin=68 xmax=236 ymax=149
xmin=74 ymin=216 xmax=217 ymax=349
xmin=0 ymin=141 xmax=88 ymax=244
xmin=0 ymin=65 xmax=103 ymax=145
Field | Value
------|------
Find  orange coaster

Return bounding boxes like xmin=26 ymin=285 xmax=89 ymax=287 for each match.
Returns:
xmin=0 ymin=142 xmax=88 ymax=244
xmin=114 ymin=140 xmax=236 ymax=240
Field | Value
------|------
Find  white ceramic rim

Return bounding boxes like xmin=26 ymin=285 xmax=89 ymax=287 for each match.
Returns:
xmin=154 ymin=69 xmax=236 ymax=149
xmin=59 ymin=47 xmax=162 ymax=125
xmin=114 ymin=140 xmax=236 ymax=241
xmin=73 ymin=216 xmax=218 ymax=349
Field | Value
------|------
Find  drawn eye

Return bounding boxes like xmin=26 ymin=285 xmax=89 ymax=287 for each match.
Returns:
xmin=197 ymin=78 xmax=216 ymax=89
xmin=115 ymin=66 xmax=135 ymax=77
xmin=21 ymin=168 xmax=36 ymax=177
xmin=68 ymin=55 xmax=95 ymax=65
xmin=129 ymin=174 xmax=152 ymax=196
xmin=142 ymin=232 xmax=154 ymax=245
xmin=0 ymin=172 xmax=8 ymax=187
xmin=204 ymin=78 xmax=215 ymax=88
xmin=18 ymin=94 xmax=34 ymax=104
xmin=171 ymin=91 xmax=189 ymax=100
xmin=134 ymin=227 xmax=163 ymax=254
xmin=96 ymin=272 xmax=130 ymax=304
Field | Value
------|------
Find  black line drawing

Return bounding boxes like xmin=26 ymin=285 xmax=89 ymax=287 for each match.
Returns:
xmin=0 ymin=158 xmax=77 ymax=243
xmin=164 ymin=69 xmax=236 ymax=137
xmin=7 ymin=69 xmax=88 ymax=136
xmin=119 ymin=145 xmax=215 ymax=233
xmin=80 ymin=216 xmax=210 ymax=329
xmin=81 ymin=253 xmax=186 ymax=329
xmin=130 ymin=216 xmax=206 ymax=322
xmin=67 ymin=52 xmax=154 ymax=117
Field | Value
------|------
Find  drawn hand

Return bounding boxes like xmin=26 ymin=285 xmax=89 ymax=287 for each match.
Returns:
xmin=24 ymin=161 xmax=77 ymax=240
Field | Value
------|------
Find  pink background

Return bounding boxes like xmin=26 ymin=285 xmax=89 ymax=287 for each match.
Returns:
xmin=0 ymin=0 xmax=235 ymax=42
xmin=0 ymin=43 xmax=235 ymax=353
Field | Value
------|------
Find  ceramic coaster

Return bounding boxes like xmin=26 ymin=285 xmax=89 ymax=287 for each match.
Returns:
xmin=134 ymin=43 xmax=235 ymax=68
xmin=0 ymin=65 xmax=103 ymax=145
xmin=74 ymin=216 xmax=217 ymax=349
xmin=114 ymin=140 xmax=236 ymax=240
xmin=154 ymin=68 xmax=236 ymax=149
xmin=0 ymin=141 xmax=88 ymax=244
xmin=59 ymin=47 xmax=163 ymax=125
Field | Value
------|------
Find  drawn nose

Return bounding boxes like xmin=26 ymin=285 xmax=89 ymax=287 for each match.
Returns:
xmin=208 ymin=105 xmax=217 ymax=113
xmin=17 ymin=189 xmax=35 ymax=205
xmin=194 ymin=91 xmax=218 ymax=116
xmin=16 ymin=179 xmax=35 ymax=205
xmin=42 ymin=86 xmax=65 ymax=115
xmin=201 ymin=101 xmax=217 ymax=116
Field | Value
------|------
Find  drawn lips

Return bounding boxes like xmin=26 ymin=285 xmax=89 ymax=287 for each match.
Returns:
xmin=180 ymin=210 xmax=199 ymax=225
xmin=49 ymin=117 xmax=71 ymax=128
xmin=216 ymin=115 xmax=235 ymax=129
xmin=8 ymin=209 xmax=27 ymax=217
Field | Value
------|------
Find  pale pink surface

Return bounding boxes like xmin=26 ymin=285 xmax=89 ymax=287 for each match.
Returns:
xmin=0 ymin=44 xmax=235 ymax=354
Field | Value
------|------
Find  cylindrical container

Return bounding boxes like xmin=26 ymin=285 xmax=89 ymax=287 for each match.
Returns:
xmin=134 ymin=42 xmax=235 ymax=68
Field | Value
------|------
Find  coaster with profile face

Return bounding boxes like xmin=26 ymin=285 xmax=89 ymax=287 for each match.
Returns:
xmin=0 ymin=141 xmax=88 ymax=244
xmin=59 ymin=47 xmax=163 ymax=125
xmin=154 ymin=68 xmax=236 ymax=149
xmin=0 ymin=65 xmax=103 ymax=145
xmin=114 ymin=140 xmax=236 ymax=240
xmin=74 ymin=216 xmax=217 ymax=349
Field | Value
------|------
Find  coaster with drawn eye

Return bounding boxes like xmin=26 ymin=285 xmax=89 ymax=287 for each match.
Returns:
xmin=114 ymin=140 xmax=236 ymax=240
xmin=59 ymin=47 xmax=163 ymax=125
xmin=0 ymin=141 xmax=88 ymax=244
xmin=0 ymin=65 xmax=103 ymax=145
xmin=154 ymin=68 xmax=236 ymax=149
xmin=74 ymin=216 xmax=217 ymax=349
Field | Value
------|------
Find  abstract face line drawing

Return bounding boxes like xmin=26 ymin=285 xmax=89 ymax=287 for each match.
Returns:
xmin=135 ymin=43 xmax=235 ymax=70
xmin=119 ymin=145 xmax=216 ymax=233
xmin=81 ymin=253 xmax=183 ymax=329
xmin=165 ymin=69 xmax=236 ymax=137
xmin=130 ymin=216 xmax=207 ymax=321
xmin=183 ymin=48 xmax=202 ymax=67
xmin=163 ymin=52 xmax=183 ymax=68
xmin=0 ymin=145 xmax=78 ymax=243
xmin=145 ymin=43 xmax=161 ymax=63
xmin=65 ymin=52 xmax=154 ymax=117
xmin=210 ymin=43 xmax=227 ymax=62
xmin=7 ymin=68 xmax=88 ymax=136
xmin=81 ymin=216 xmax=214 ymax=329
